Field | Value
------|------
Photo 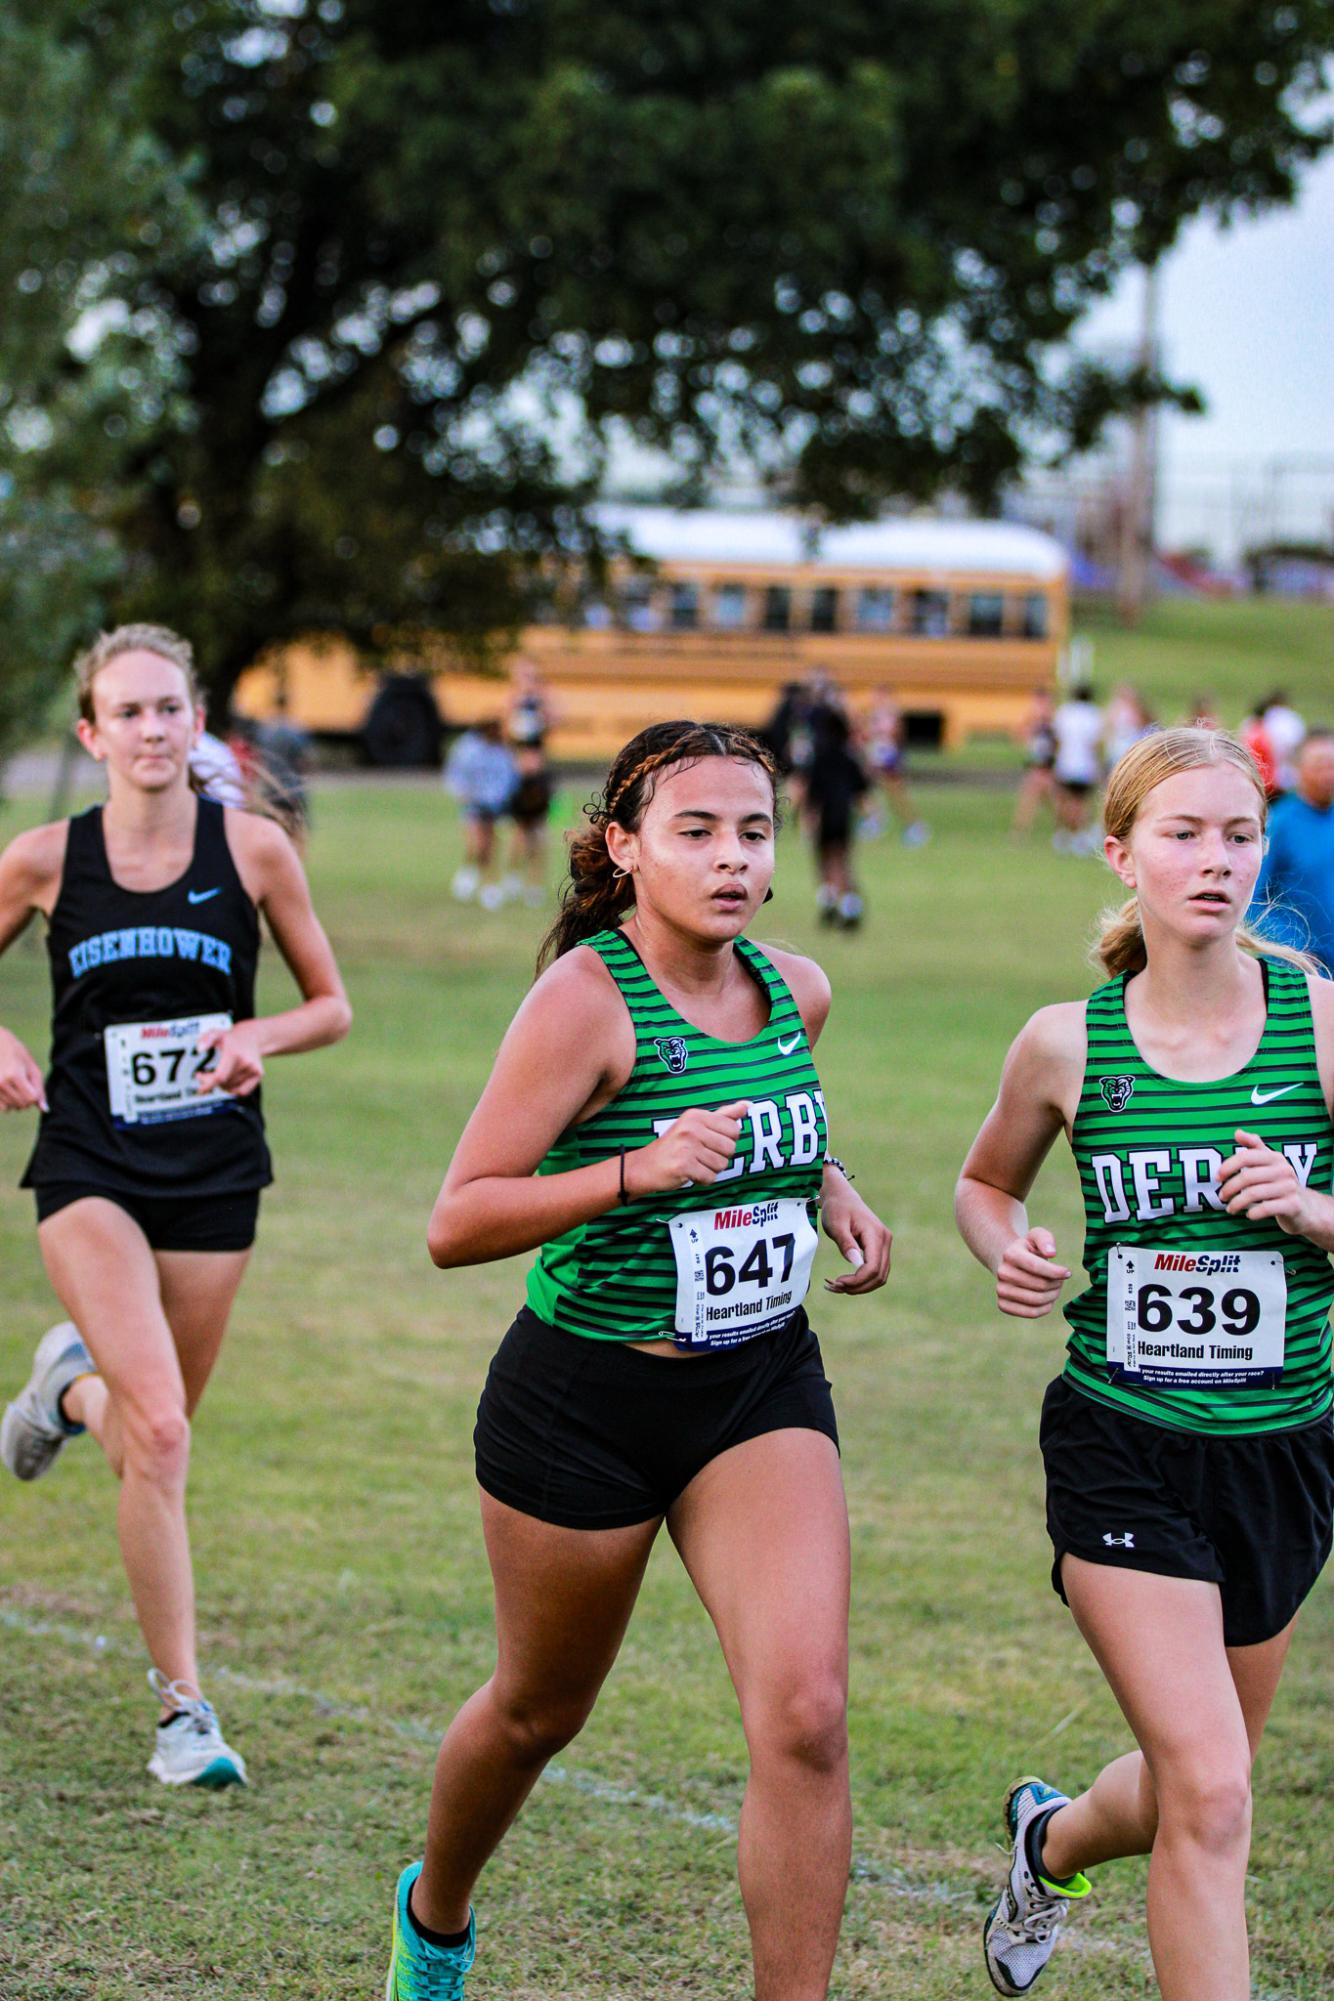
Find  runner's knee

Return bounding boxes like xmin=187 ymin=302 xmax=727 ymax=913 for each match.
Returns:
xmin=489 ymin=1681 xmax=596 ymax=1764
xmin=121 ymin=1402 xmax=191 ymax=1485
xmin=747 ymin=1671 xmax=848 ymax=1775
xmin=1154 ymin=1755 xmax=1252 ymax=1856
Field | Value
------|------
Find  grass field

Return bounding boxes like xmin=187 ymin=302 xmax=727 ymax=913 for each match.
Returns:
xmin=1 ymin=767 xmax=1331 ymax=2000
xmin=1069 ymin=596 xmax=1334 ymax=731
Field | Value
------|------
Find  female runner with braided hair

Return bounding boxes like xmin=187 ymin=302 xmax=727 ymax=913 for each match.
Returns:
xmin=386 ymin=720 xmax=893 ymax=2000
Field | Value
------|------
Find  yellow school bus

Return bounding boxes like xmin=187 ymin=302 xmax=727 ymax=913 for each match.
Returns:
xmin=233 ymin=505 xmax=1068 ymax=761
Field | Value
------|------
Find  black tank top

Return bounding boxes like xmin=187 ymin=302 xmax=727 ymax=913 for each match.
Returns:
xmin=22 ymin=798 xmax=272 ymax=1196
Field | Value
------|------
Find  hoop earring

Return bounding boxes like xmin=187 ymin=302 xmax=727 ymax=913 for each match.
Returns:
xmin=611 ymin=865 xmax=631 ymax=881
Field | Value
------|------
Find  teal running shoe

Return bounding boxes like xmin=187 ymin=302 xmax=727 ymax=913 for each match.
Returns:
xmin=386 ymin=1862 xmax=475 ymax=2000
xmin=983 ymin=1776 xmax=1090 ymax=1994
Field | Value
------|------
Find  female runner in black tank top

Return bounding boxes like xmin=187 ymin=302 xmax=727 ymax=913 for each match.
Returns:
xmin=0 ymin=624 xmax=350 ymax=1787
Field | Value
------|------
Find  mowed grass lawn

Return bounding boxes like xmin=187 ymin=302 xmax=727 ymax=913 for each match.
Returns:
xmin=1 ymin=773 xmax=1331 ymax=2000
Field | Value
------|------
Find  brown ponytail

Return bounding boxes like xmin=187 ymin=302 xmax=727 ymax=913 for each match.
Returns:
xmin=537 ymin=720 xmax=780 ymax=972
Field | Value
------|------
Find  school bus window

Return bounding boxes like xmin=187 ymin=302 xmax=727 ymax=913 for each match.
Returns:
xmin=810 ymin=586 xmax=839 ymax=633
xmin=909 ymin=589 xmax=950 ymax=637
xmin=711 ymin=583 xmax=748 ymax=629
xmin=763 ymin=585 xmax=792 ymax=632
xmin=1022 ymin=592 xmax=1049 ymax=638
xmin=620 ymin=581 xmax=658 ymax=631
xmin=967 ymin=591 xmax=1005 ymax=637
xmin=669 ymin=581 xmax=700 ymax=630
xmin=855 ymin=587 xmax=895 ymax=632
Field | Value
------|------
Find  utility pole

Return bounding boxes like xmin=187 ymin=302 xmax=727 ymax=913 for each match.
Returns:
xmin=1117 ymin=264 xmax=1160 ymax=626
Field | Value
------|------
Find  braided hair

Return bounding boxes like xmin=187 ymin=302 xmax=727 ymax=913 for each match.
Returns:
xmin=537 ymin=720 xmax=780 ymax=971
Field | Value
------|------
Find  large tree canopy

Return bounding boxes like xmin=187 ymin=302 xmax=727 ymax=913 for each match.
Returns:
xmin=2 ymin=0 xmax=1330 ymax=719
xmin=0 ymin=0 xmax=200 ymax=766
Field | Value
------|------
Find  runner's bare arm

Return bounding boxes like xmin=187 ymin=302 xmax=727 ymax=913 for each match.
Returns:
xmin=0 ymin=826 xmax=67 ymax=1111
xmin=429 ymin=949 xmax=749 ymax=1267
xmin=956 ymin=1003 xmax=1085 ymax=1317
xmin=194 ymin=812 xmax=351 ymax=1095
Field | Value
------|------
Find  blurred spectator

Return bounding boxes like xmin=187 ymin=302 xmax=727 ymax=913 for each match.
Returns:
xmin=1052 ymin=682 xmax=1104 ymax=854
xmin=503 ymin=750 xmax=554 ymax=908
xmin=445 ymin=720 xmax=517 ymax=908
xmin=864 ymin=690 xmax=929 ymax=847
xmin=505 ymin=657 xmax=556 ymax=753
xmin=255 ymin=720 xmax=311 ymax=835
xmin=502 ymin=661 xmax=557 ymax=907
xmin=224 ymin=716 xmax=312 ymax=844
xmin=1012 ymin=686 xmax=1059 ymax=838
xmin=1240 ymin=702 xmax=1279 ymax=797
xmin=761 ymin=681 xmax=808 ymax=778
xmin=1262 ymin=690 xmax=1306 ymax=794
xmin=1105 ymin=683 xmax=1156 ymax=765
xmin=768 ymin=668 xmax=840 ymax=823
xmin=1249 ymin=729 xmax=1334 ymax=974
xmin=805 ymin=698 xmax=870 ymax=929
xmin=1187 ymin=693 xmax=1221 ymax=730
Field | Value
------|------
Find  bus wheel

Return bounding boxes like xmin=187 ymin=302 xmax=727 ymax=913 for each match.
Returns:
xmin=361 ymin=676 xmax=443 ymax=767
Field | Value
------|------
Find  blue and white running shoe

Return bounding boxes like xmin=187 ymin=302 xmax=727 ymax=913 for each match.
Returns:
xmin=147 ymin=1670 xmax=248 ymax=1788
xmin=0 ymin=1322 xmax=93 ymax=1481
xmin=386 ymin=1862 xmax=475 ymax=2000
xmin=983 ymin=1776 xmax=1090 ymax=1994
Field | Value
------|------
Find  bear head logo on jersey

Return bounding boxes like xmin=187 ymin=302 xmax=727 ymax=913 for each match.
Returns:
xmin=654 ymin=1036 xmax=690 ymax=1076
xmin=1099 ymin=1075 xmax=1135 ymax=1113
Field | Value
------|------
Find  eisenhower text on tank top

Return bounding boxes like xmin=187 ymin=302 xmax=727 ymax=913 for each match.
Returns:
xmin=22 ymin=798 xmax=272 ymax=1196
xmin=1064 ymin=962 xmax=1334 ymax=1436
xmin=526 ymin=929 xmax=829 ymax=1346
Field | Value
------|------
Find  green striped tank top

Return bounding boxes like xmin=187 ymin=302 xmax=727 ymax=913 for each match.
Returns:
xmin=526 ymin=928 xmax=828 ymax=1342
xmin=1065 ymin=960 xmax=1334 ymax=1435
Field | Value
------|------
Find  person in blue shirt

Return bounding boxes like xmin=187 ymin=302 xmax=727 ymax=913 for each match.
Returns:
xmin=444 ymin=721 xmax=518 ymax=909
xmin=1250 ymin=729 xmax=1334 ymax=973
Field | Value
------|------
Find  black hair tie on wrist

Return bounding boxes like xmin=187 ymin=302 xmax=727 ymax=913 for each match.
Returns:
xmin=618 ymin=1150 xmax=628 ymax=1203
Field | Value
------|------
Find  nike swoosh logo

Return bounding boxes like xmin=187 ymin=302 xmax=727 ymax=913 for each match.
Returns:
xmin=187 ymin=887 xmax=222 ymax=904
xmin=776 ymin=1032 xmax=802 ymax=1056
xmin=1251 ymin=1083 xmax=1299 ymax=1105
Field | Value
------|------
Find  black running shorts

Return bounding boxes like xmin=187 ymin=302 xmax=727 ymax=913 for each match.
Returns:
xmin=1040 ymin=1374 xmax=1334 ymax=1647
xmin=475 ymin=1306 xmax=839 ymax=1529
xmin=34 ymin=1183 xmax=260 ymax=1253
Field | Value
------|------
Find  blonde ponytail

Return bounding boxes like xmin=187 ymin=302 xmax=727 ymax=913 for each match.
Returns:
xmin=1094 ymin=895 xmax=1149 ymax=978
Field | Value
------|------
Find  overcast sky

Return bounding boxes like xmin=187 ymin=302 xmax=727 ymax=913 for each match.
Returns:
xmin=1076 ymin=141 xmax=1334 ymax=554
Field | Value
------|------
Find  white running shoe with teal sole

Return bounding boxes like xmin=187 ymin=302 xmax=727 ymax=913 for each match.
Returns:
xmin=0 ymin=1322 xmax=93 ymax=1481
xmin=984 ymin=1776 xmax=1090 ymax=1994
xmin=146 ymin=1671 xmax=248 ymax=1788
xmin=386 ymin=1862 xmax=475 ymax=2000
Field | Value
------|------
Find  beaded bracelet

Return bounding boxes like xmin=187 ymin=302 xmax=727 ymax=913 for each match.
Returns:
xmin=824 ymin=1154 xmax=855 ymax=1182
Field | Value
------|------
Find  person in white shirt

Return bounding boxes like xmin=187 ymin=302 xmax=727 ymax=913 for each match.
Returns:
xmin=1262 ymin=692 xmax=1305 ymax=795
xmin=1051 ymin=684 xmax=1106 ymax=854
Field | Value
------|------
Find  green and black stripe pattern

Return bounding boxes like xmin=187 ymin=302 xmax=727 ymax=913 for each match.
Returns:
xmin=1065 ymin=961 xmax=1334 ymax=1435
xmin=526 ymin=929 xmax=827 ymax=1340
